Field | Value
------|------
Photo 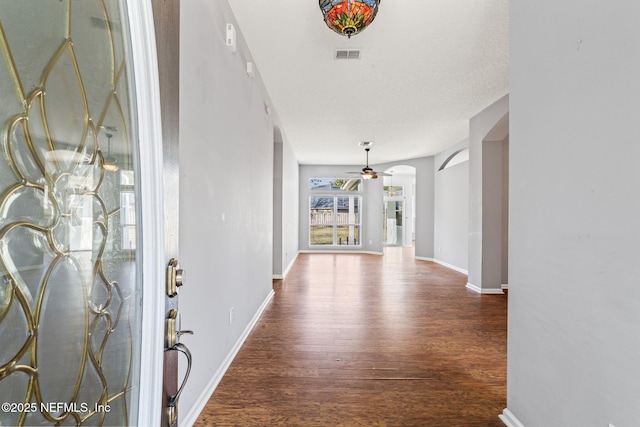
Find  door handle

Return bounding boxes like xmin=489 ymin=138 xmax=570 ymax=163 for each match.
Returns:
xmin=165 ymin=309 xmax=193 ymax=348
xmin=166 ymin=342 xmax=192 ymax=426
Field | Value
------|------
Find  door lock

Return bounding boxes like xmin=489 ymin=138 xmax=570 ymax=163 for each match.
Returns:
xmin=166 ymin=258 xmax=185 ymax=297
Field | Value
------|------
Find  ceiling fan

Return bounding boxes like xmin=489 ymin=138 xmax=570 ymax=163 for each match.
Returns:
xmin=346 ymin=148 xmax=391 ymax=180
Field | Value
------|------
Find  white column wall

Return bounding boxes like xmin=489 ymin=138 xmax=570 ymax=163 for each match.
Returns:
xmin=467 ymin=95 xmax=509 ymax=292
xmin=506 ymin=1 xmax=640 ymax=425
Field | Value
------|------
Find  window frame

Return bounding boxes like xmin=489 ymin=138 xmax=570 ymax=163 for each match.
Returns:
xmin=307 ymin=178 xmax=364 ymax=249
xmin=309 ymin=193 xmax=362 ymax=247
xmin=309 ymin=178 xmax=362 ymax=192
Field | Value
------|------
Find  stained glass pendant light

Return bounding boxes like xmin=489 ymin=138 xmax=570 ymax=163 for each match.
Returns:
xmin=319 ymin=0 xmax=381 ymax=38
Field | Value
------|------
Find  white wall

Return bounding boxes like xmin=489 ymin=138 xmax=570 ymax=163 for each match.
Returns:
xmin=178 ymin=0 xmax=277 ymax=423
xmin=411 ymin=157 xmax=434 ymax=259
xmin=281 ymin=139 xmax=299 ymax=274
xmin=501 ymin=137 xmax=508 ymax=285
xmin=467 ymin=95 xmax=509 ymax=292
xmin=273 ymin=133 xmax=299 ymax=278
xmin=506 ymin=1 xmax=640 ymax=426
xmin=273 ymin=140 xmax=283 ymax=274
xmin=434 ymin=139 xmax=469 ymax=272
xmin=481 ymin=136 xmax=509 ymax=289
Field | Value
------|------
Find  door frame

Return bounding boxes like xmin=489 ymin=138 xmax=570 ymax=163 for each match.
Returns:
xmin=126 ymin=1 xmax=165 ymax=425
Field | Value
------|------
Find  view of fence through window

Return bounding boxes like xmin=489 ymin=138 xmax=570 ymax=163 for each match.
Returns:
xmin=310 ymin=196 xmax=361 ymax=245
xmin=308 ymin=178 xmax=362 ymax=246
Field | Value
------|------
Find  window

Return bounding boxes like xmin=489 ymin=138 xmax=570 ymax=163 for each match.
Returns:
xmin=384 ymin=185 xmax=404 ymax=197
xmin=309 ymin=178 xmax=361 ymax=192
xmin=310 ymin=195 xmax=361 ymax=246
xmin=120 ymin=170 xmax=136 ymax=250
xmin=308 ymin=178 xmax=362 ymax=246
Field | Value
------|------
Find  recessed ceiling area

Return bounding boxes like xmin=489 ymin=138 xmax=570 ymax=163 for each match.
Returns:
xmin=227 ymin=0 xmax=509 ymax=165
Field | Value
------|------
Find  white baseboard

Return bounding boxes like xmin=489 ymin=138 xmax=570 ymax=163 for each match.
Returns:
xmin=282 ymin=252 xmax=299 ymax=278
xmin=501 ymin=283 xmax=509 ymax=290
xmin=300 ymin=250 xmax=383 ymax=255
xmin=466 ymin=282 xmax=505 ymax=294
xmin=435 ymin=259 xmax=468 ymax=275
xmin=415 ymin=257 xmax=469 ymax=275
xmin=180 ymin=290 xmax=275 ymax=427
xmin=499 ymin=408 xmax=525 ymax=427
xmin=273 ymin=251 xmax=300 ymax=280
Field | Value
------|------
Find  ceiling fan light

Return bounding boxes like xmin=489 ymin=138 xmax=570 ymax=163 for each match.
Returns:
xmin=319 ymin=0 xmax=381 ymax=38
xmin=101 ymin=131 xmax=119 ymax=172
xmin=346 ymin=147 xmax=382 ymax=180
xmin=102 ymin=162 xmax=119 ymax=172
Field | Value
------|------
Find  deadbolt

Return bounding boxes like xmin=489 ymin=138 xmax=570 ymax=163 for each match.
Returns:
xmin=175 ymin=268 xmax=184 ymax=287
xmin=166 ymin=258 xmax=184 ymax=297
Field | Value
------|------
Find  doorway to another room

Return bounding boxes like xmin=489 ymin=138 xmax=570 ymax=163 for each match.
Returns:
xmin=382 ymin=165 xmax=416 ymax=248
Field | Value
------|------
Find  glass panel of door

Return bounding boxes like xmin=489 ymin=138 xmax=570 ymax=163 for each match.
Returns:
xmin=383 ymin=199 xmax=404 ymax=247
xmin=0 ymin=1 xmax=143 ymax=425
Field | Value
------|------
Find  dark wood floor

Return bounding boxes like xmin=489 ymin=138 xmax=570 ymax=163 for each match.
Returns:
xmin=195 ymin=247 xmax=507 ymax=426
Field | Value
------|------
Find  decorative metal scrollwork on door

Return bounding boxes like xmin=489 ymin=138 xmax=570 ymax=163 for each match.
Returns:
xmin=0 ymin=1 xmax=142 ymax=426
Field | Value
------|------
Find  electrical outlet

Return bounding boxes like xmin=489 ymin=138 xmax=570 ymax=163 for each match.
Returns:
xmin=229 ymin=307 xmax=234 ymax=325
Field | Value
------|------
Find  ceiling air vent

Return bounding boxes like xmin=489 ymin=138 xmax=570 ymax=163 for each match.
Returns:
xmin=335 ymin=49 xmax=361 ymax=60
xmin=358 ymin=141 xmax=373 ymax=147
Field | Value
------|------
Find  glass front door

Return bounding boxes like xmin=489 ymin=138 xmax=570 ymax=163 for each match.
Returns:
xmin=0 ymin=2 xmax=146 ymax=425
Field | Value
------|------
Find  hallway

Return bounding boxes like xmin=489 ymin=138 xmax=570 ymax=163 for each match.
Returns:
xmin=195 ymin=248 xmax=507 ymax=426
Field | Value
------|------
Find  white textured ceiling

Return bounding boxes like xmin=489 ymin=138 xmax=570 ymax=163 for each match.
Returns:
xmin=227 ymin=0 xmax=509 ymax=166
